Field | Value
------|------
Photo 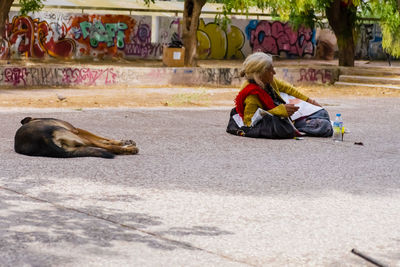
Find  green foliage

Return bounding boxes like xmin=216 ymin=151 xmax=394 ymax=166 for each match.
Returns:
xmin=19 ymin=0 xmax=44 ymax=15
xmin=369 ymin=0 xmax=400 ymax=56
xmin=143 ymin=0 xmax=156 ymax=6
xmin=217 ymin=0 xmax=400 ymax=58
xmin=214 ymin=0 xmax=331 ymax=29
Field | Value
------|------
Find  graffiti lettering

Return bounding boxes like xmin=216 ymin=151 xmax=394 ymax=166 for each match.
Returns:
xmin=199 ymin=68 xmax=240 ymax=85
xmin=62 ymin=68 xmax=117 ymax=85
xmin=197 ymin=19 xmax=245 ymax=60
xmin=75 ymin=21 xmax=128 ymax=48
xmin=5 ymin=15 xmax=75 ymax=59
xmin=124 ymin=43 xmax=162 ymax=57
xmin=298 ymin=68 xmax=332 ymax=83
xmin=124 ymin=22 xmax=162 ymax=57
xmin=246 ymin=20 xmax=314 ymax=58
xmin=4 ymin=68 xmax=27 ymax=86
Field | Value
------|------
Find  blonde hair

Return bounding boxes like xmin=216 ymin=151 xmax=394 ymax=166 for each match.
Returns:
xmin=240 ymin=52 xmax=273 ymax=87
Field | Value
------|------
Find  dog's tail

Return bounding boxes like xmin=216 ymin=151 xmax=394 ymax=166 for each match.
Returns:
xmin=67 ymin=147 xmax=115 ymax=159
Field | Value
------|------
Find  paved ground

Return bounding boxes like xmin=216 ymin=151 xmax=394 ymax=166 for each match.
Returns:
xmin=0 ymin=96 xmax=399 ymax=266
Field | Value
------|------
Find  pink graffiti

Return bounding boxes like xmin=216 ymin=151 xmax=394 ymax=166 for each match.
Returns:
xmin=124 ymin=42 xmax=162 ymax=57
xmin=62 ymin=68 xmax=116 ymax=85
xmin=249 ymin=21 xmax=314 ymax=57
xmin=124 ymin=21 xmax=162 ymax=57
xmin=4 ymin=68 xmax=27 ymax=86
xmin=298 ymin=68 xmax=332 ymax=83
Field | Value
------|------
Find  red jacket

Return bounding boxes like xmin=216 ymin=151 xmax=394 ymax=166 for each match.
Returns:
xmin=234 ymin=83 xmax=276 ymax=119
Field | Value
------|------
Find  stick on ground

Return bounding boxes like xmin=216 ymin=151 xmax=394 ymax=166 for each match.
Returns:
xmin=351 ymin=248 xmax=388 ymax=267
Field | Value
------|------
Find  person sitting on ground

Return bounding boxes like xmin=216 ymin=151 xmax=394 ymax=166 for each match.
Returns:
xmin=226 ymin=52 xmax=333 ymax=139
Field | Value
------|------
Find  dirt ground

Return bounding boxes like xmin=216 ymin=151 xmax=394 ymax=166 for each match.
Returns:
xmin=0 ymin=84 xmax=399 ymax=109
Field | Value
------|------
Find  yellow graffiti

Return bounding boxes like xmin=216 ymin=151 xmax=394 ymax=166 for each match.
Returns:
xmin=226 ymin=27 xmax=245 ymax=59
xmin=196 ymin=30 xmax=210 ymax=59
xmin=197 ymin=19 xmax=244 ymax=60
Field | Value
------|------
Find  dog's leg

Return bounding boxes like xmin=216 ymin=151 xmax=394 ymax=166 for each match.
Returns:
xmin=75 ymin=128 xmax=136 ymax=146
xmin=84 ymin=140 xmax=139 ymax=155
xmin=53 ymin=129 xmax=115 ymax=158
xmin=71 ymin=131 xmax=138 ymax=155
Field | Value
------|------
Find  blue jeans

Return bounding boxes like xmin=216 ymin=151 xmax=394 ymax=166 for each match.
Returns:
xmin=294 ymin=109 xmax=333 ymax=137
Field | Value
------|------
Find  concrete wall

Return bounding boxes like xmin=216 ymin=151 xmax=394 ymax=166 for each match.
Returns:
xmin=158 ymin=17 xmax=315 ymax=60
xmin=2 ymin=11 xmax=316 ymax=61
xmin=1 ymin=10 xmax=384 ymax=62
xmin=0 ymin=64 xmax=339 ymax=88
xmin=2 ymin=11 xmax=155 ymax=60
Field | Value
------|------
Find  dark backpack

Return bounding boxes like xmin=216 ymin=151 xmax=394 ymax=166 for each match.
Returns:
xmin=226 ymin=108 xmax=296 ymax=139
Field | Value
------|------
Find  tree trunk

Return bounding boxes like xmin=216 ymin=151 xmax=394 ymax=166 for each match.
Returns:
xmin=182 ymin=0 xmax=206 ymax=66
xmin=0 ymin=0 xmax=14 ymax=42
xmin=325 ymin=0 xmax=356 ymax=66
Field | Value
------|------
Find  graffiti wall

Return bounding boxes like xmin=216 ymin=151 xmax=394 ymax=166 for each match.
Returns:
xmin=158 ymin=17 xmax=316 ymax=60
xmin=1 ymin=11 xmax=154 ymax=60
xmin=0 ymin=64 xmax=337 ymax=88
xmin=0 ymin=10 xmax=389 ymax=62
xmin=355 ymin=24 xmax=386 ymax=60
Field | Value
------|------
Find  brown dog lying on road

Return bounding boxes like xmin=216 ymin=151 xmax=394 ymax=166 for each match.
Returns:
xmin=14 ymin=117 xmax=138 ymax=158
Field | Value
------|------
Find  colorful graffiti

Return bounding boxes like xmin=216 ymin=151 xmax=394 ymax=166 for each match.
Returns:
xmin=0 ymin=12 xmax=156 ymax=60
xmin=124 ymin=21 xmax=163 ymax=57
xmin=197 ymin=19 xmax=245 ymax=60
xmin=246 ymin=20 xmax=314 ymax=58
xmin=77 ymin=21 xmax=127 ymax=48
xmin=70 ymin=14 xmax=136 ymax=58
xmin=0 ymin=10 xmax=389 ymax=62
xmin=4 ymin=15 xmax=75 ymax=59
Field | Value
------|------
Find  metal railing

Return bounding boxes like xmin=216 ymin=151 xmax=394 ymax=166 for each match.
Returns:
xmin=11 ymin=3 xmax=379 ymax=21
xmin=11 ymin=3 xmax=273 ymax=18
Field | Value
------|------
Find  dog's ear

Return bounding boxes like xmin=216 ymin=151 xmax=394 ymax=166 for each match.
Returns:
xmin=21 ymin=117 xmax=33 ymax=124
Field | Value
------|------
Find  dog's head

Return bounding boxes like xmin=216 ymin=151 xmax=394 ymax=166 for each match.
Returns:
xmin=21 ymin=117 xmax=33 ymax=125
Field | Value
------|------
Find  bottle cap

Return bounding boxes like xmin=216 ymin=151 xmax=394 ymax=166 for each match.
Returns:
xmin=336 ymin=113 xmax=341 ymax=116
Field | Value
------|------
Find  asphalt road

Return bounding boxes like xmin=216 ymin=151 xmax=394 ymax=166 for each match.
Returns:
xmin=0 ymin=98 xmax=399 ymax=266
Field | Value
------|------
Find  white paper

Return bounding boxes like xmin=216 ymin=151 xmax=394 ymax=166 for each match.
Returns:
xmin=280 ymin=92 xmax=323 ymax=121
xmin=173 ymin=52 xmax=181 ymax=60
xmin=233 ymin=114 xmax=244 ymax=128
xmin=251 ymin=108 xmax=272 ymax=127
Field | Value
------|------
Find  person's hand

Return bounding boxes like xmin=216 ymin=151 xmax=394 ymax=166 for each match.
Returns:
xmin=284 ymin=104 xmax=299 ymax=116
xmin=307 ymin=98 xmax=322 ymax=107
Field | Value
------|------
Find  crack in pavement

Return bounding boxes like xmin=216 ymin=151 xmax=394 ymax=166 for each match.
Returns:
xmin=0 ymin=184 xmax=256 ymax=267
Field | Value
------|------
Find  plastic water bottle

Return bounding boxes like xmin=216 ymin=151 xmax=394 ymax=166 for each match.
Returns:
xmin=333 ymin=113 xmax=343 ymax=142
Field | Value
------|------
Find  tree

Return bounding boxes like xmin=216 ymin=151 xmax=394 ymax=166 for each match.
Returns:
xmin=145 ymin=0 xmax=206 ymax=66
xmin=219 ymin=0 xmax=400 ymax=67
xmin=0 ymin=1 xmax=15 ymax=43
xmin=181 ymin=0 xmax=207 ymax=66
xmin=0 ymin=0 xmax=43 ymax=50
